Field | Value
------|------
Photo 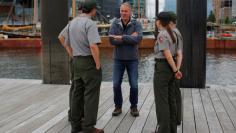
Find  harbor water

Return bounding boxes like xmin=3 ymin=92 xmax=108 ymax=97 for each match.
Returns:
xmin=0 ymin=48 xmax=236 ymax=86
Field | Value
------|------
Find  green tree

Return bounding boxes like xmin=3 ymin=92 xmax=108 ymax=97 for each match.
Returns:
xmin=224 ymin=17 xmax=230 ymax=24
xmin=207 ymin=11 xmax=216 ymax=23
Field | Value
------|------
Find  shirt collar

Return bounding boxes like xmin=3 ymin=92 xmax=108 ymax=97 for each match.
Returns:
xmin=117 ymin=18 xmax=134 ymax=27
xmin=79 ymin=13 xmax=92 ymax=19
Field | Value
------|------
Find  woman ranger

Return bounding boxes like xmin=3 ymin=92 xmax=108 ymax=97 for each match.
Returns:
xmin=153 ymin=12 xmax=183 ymax=133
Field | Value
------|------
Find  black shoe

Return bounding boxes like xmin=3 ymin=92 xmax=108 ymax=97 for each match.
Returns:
xmin=130 ymin=107 xmax=139 ymax=117
xmin=177 ymin=121 xmax=181 ymax=126
xmin=68 ymin=110 xmax=72 ymax=122
xmin=71 ymin=123 xmax=82 ymax=133
xmin=71 ymin=126 xmax=82 ymax=133
xmin=90 ymin=128 xmax=104 ymax=133
xmin=112 ymin=107 xmax=122 ymax=116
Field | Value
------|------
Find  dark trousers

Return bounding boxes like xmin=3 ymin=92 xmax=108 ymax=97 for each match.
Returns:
xmin=68 ymin=58 xmax=74 ymax=121
xmin=175 ymin=80 xmax=182 ymax=125
xmin=71 ymin=56 xmax=102 ymax=133
xmin=153 ymin=61 xmax=177 ymax=133
xmin=68 ymin=59 xmax=85 ymax=122
xmin=112 ymin=59 xmax=138 ymax=108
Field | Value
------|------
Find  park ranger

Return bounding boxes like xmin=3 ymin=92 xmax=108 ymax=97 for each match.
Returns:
xmin=168 ymin=12 xmax=183 ymax=126
xmin=153 ymin=12 xmax=183 ymax=133
xmin=58 ymin=0 xmax=103 ymax=133
xmin=58 ymin=2 xmax=84 ymax=123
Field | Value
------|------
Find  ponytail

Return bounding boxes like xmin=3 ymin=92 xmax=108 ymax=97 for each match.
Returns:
xmin=166 ymin=25 xmax=176 ymax=44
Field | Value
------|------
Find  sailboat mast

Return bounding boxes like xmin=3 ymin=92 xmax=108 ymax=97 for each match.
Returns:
xmin=72 ymin=0 xmax=76 ymax=18
xmin=138 ymin=0 xmax=140 ymax=18
xmin=33 ymin=0 xmax=38 ymax=24
xmin=6 ymin=0 xmax=17 ymax=23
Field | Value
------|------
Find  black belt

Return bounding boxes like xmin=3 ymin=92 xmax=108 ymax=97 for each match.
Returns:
xmin=155 ymin=58 xmax=167 ymax=62
xmin=155 ymin=57 xmax=176 ymax=62
xmin=73 ymin=55 xmax=92 ymax=58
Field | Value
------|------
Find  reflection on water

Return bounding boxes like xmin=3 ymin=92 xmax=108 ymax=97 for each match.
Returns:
xmin=1 ymin=48 xmax=236 ymax=85
xmin=0 ymin=48 xmax=42 ymax=79
xmin=100 ymin=48 xmax=155 ymax=82
xmin=206 ymin=50 xmax=236 ymax=85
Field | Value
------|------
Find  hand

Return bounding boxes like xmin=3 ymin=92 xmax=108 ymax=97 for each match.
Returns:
xmin=175 ymin=71 xmax=182 ymax=79
xmin=131 ymin=32 xmax=138 ymax=36
xmin=96 ymin=63 xmax=101 ymax=70
xmin=113 ymin=35 xmax=122 ymax=41
xmin=69 ymin=54 xmax=73 ymax=59
xmin=109 ymin=35 xmax=115 ymax=38
xmin=109 ymin=35 xmax=122 ymax=41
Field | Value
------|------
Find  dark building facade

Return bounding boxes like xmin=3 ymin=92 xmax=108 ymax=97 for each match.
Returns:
xmin=124 ymin=0 xmax=146 ymax=18
xmin=131 ymin=0 xmax=145 ymax=18
xmin=97 ymin=0 xmax=122 ymax=19
xmin=96 ymin=0 xmax=146 ymax=19
xmin=220 ymin=0 xmax=232 ymax=20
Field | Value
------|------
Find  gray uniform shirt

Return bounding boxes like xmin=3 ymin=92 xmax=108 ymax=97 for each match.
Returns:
xmin=154 ymin=29 xmax=182 ymax=59
xmin=59 ymin=24 xmax=69 ymax=44
xmin=59 ymin=14 xmax=101 ymax=56
xmin=173 ymin=28 xmax=183 ymax=51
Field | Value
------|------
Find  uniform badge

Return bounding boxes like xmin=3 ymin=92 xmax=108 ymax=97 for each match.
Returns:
xmin=158 ymin=36 xmax=164 ymax=43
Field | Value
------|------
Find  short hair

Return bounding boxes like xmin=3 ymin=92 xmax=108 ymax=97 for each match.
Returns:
xmin=78 ymin=0 xmax=97 ymax=13
xmin=120 ymin=2 xmax=131 ymax=10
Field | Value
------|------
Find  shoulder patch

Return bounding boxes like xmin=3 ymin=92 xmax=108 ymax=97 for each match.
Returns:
xmin=158 ymin=35 xmax=166 ymax=43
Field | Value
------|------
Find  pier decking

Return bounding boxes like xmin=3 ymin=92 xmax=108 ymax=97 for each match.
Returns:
xmin=0 ymin=79 xmax=236 ymax=133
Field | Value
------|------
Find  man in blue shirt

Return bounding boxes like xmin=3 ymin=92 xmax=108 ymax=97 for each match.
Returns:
xmin=109 ymin=2 xmax=143 ymax=117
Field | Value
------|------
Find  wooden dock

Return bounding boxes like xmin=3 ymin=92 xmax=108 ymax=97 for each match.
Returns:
xmin=0 ymin=79 xmax=236 ymax=133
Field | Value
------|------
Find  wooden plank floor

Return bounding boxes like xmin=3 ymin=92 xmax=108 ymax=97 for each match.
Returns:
xmin=0 ymin=79 xmax=236 ymax=133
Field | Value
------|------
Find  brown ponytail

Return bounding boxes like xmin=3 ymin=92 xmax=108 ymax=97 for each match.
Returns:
xmin=166 ymin=25 xmax=176 ymax=44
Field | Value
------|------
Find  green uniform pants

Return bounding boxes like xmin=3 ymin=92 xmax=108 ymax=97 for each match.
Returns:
xmin=153 ymin=61 xmax=177 ymax=133
xmin=71 ymin=56 xmax=102 ymax=133
xmin=175 ymin=80 xmax=182 ymax=125
xmin=68 ymin=58 xmax=74 ymax=121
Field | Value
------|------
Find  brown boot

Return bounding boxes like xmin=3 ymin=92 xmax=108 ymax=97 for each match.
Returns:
xmin=91 ymin=128 xmax=104 ymax=133
xmin=130 ymin=107 xmax=139 ymax=117
xmin=112 ymin=107 xmax=122 ymax=116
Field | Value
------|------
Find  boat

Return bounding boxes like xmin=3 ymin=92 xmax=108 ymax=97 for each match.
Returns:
xmin=1 ymin=25 xmax=33 ymax=31
xmin=0 ymin=0 xmax=40 ymax=38
xmin=0 ymin=31 xmax=40 ymax=38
